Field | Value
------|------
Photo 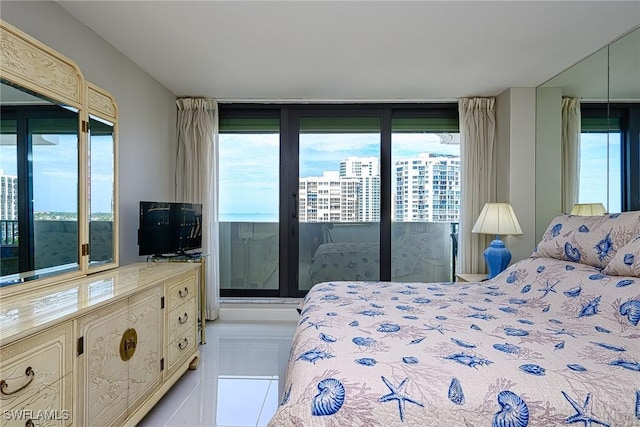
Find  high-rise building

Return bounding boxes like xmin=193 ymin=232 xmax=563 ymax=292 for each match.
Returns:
xmin=0 ymin=169 xmax=18 ymax=221
xmin=1 ymin=169 xmax=18 ymax=245
xmin=299 ymin=154 xmax=459 ymax=224
xmin=394 ymin=153 xmax=460 ymax=222
xmin=299 ymin=171 xmax=360 ymax=222
xmin=339 ymin=157 xmax=380 ymax=222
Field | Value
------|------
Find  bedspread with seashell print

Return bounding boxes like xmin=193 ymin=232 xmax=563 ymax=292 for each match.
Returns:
xmin=268 ymin=256 xmax=640 ymax=427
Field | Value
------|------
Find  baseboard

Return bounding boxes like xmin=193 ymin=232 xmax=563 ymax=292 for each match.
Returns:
xmin=219 ymin=302 xmax=300 ymax=322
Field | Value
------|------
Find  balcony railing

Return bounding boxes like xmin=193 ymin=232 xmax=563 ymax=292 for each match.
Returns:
xmin=219 ymin=221 xmax=458 ymax=293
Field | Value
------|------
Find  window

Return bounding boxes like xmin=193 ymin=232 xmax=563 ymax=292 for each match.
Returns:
xmin=219 ymin=104 xmax=458 ymax=298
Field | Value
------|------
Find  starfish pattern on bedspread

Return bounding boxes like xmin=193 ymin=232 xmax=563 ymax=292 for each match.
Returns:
xmin=538 ymin=280 xmax=558 ymax=297
xmin=378 ymin=376 xmax=424 ymax=422
xmin=561 ymin=392 xmax=610 ymax=427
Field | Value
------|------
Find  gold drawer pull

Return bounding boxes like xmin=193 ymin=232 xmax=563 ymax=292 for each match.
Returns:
xmin=178 ymin=287 xmax=189 ymax=298
xmin=26 ymin=420 xmax=34 ymax=427
xmin=177 ymin=338 xmax=189 ymax=350
xmin=178 ymin=313 xmax=188 ymax=324
xmin=0 ymin=366 xmax=35 ymax=396
xmin=119 ymin=328 xmax=138 ymax=362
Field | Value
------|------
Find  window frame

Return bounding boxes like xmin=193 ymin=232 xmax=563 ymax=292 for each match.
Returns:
xmin=219 ymin=103 xmax=459 ymax=298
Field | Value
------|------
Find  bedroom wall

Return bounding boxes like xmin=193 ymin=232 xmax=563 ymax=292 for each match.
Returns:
xmin=535 ymin=87 xmax=563 ymax=244
xmin=495 ymin=88 xmax=537 ymax=264
xmin=1 ymin=1 xmax=178 ymax=266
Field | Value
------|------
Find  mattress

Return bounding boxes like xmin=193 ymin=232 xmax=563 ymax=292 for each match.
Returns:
xmin=268 ymin=256 xmax=640 ymax=426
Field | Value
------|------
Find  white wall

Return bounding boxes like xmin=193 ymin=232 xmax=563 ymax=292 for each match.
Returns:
xmin=495 ymin=88 xmax=537 ymax=264
xmin=535 ymin=87 xmax=563 ymax=244
xmin=1 ymin=1 xmax=178 ymax=265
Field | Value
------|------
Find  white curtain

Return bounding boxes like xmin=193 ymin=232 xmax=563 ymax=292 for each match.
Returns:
xmin=561 ymin=97 xmax=581 ymax=213
xmin=458 ymin=97 xmax=496 ymax=274
xmin=176 ymin=98 xmax=220 ymax=320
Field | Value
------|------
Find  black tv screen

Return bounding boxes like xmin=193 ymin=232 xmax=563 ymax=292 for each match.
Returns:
xmin=174 ymin=202 xmax=203 ymax=252
xmin=138 ymin=201 xmax=203 ymax=256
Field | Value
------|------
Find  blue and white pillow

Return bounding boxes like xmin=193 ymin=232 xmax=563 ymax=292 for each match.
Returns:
xmin=533 ymin=211 xmax=640 ymax=268
xmin=603 ymin=235 xmax=640 ymax=276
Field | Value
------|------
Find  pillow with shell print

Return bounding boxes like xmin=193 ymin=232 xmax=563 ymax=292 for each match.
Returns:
xmin=603 ymin=235 xmax=640 ymax=276
xmin=532 ymin=211 xmax=640 ymax=268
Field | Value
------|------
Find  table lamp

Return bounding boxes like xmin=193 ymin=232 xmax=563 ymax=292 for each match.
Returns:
xmin=570 ymin=203 xmax=606 ymax=216
xmin=472 ymin=203 xmax=523 ymax=279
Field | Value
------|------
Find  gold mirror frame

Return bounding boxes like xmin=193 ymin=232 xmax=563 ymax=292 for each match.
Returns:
xmin=0 ymin=19 xmax=119 ymax=295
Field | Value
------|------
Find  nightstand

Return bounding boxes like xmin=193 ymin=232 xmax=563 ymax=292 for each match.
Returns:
xmin=455 ymin=273 xmax=487 ymax=283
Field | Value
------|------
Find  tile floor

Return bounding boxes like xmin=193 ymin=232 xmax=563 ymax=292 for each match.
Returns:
xmin=138 ymin=320 xmax=298 ymax=427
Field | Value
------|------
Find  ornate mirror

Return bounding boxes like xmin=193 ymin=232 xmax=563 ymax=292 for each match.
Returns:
xmin=0 ymin=19 xmax=118 ymax=291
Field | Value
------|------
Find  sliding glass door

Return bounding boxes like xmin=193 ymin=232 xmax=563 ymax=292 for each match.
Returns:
xmin=298 ymin=116 xmax=381 ymax=291
xmin=219 ymin=105 xmax=458 ymax=298
xmin=391 ymin=117 xmax=459 ymax=283
xmin=219 ymin=115 xmax=280 ymax=295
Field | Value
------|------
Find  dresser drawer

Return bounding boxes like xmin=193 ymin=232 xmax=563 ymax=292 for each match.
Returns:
xmin=166 ymin=323 xmax=197 ymax=374
xmin=0 ymin=375 xmax=72 ymax=427
xmin=0 ymin=322 xmax=72 ymax=410
xmin=166 ymin=298 xmax=197 ymax=343
xmin=165 ymin=273 xmax=197 ymax=309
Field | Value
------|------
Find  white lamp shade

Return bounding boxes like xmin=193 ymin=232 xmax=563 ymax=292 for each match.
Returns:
xmin=472 ymin=203 xmax=523 ymax=236
xmin=570 ymin=203 xmax=606 ymax=216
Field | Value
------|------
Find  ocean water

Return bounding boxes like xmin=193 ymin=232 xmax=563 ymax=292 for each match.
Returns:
xmin=219 ymin=213 xmax=278 ymax=223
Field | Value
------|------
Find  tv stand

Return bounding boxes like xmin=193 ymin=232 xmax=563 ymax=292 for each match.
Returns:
xmin=146 ymin=252 xmax=203 ymax=262
xmin=148 ymin=253 xmax=208 ymax=345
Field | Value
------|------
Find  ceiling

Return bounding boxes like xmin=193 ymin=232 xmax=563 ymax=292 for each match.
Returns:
xmin=57 ymin=1 xmax=640 ymax=102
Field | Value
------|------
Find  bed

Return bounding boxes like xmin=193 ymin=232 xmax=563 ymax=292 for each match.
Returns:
xmin=268 ymin=212 xmax=640 ymax=426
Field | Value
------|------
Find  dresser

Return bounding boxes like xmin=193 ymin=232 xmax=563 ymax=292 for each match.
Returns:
xmin=0 ymin=262 xmax=201 ymax=427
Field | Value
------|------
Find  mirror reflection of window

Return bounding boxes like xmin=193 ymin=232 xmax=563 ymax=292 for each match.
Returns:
xmin=31 ymin=117 xmax=80 ymax=270
xmin=0 ymin=82 xmax=80 ymax=283
xmin=0 ymin=118 xmax=18 ymax=276
xmin=579 ymin=126 xmax=622 ymax=213
xmin=89 ymin=115 xmax=115 ymax=266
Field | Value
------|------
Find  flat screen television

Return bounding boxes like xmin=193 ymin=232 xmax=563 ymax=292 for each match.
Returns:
xmin=138 ymin=201 xmax=203 ymax=257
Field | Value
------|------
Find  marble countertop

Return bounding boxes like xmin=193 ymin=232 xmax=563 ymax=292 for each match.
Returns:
xmin=0 ymin=262 xmax=200 ymax=345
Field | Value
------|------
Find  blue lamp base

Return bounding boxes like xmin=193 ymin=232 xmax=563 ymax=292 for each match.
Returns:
xmin=484 ymin=237 xmax=511 ymax=279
